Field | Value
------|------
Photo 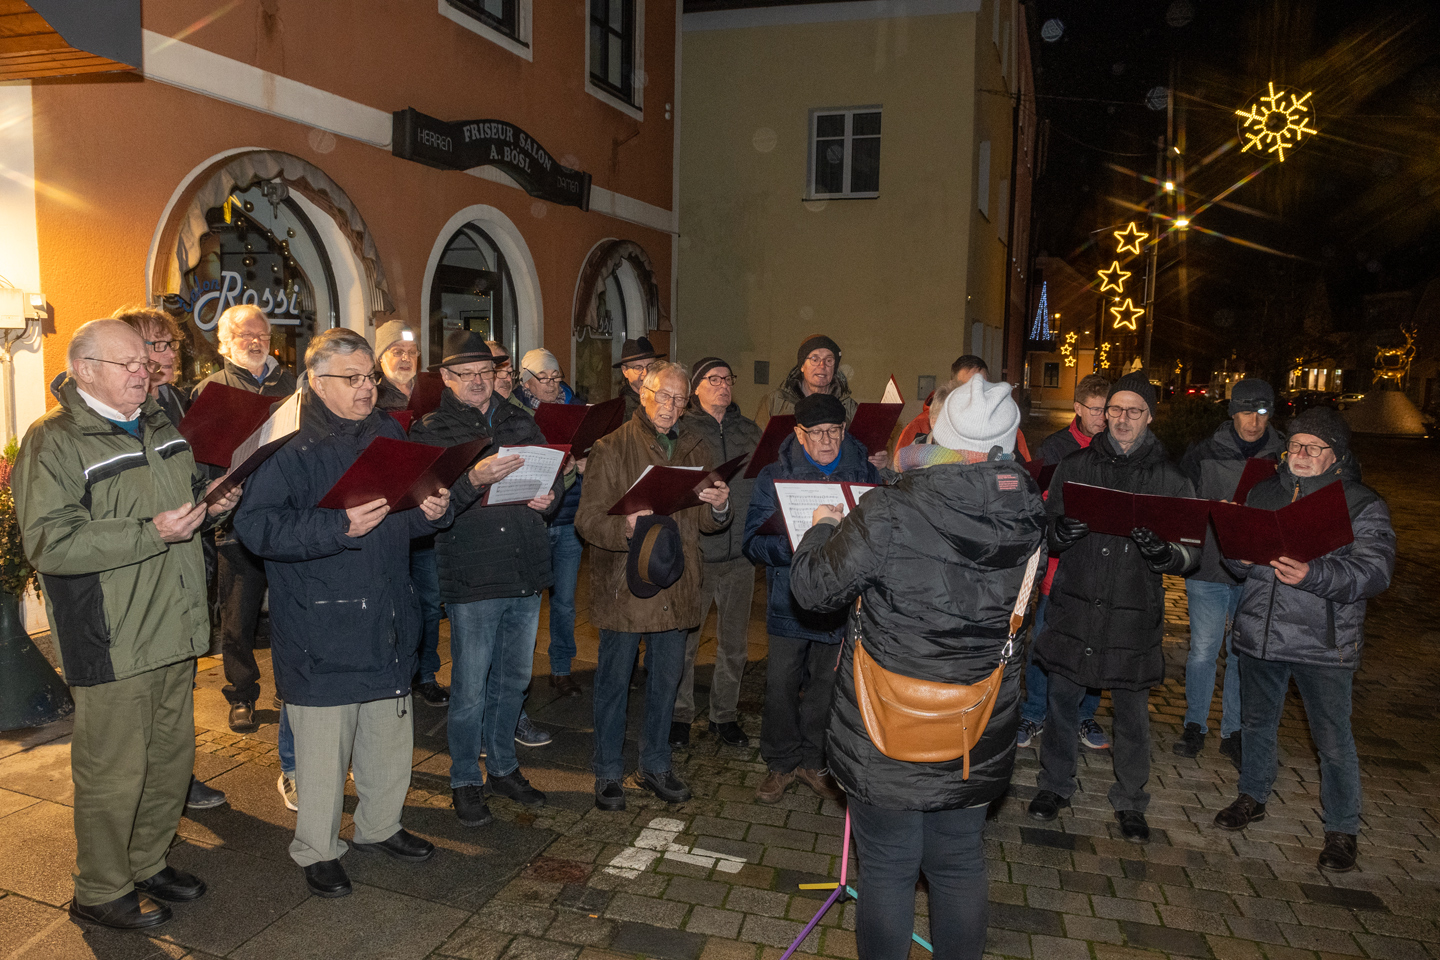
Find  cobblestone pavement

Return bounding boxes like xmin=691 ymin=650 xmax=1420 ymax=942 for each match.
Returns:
xmin=0 ymin=434 xmax=1437 ymax=960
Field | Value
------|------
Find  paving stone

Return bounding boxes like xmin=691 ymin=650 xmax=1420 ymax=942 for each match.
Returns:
xmin=746 ymin=824 xmax=817 ymax=851
xmin=989 ymin=903 xmax=1066 ymax=938
xmin=1207 ymin=935 xmax=1267 ymax=960
xmin=761 ymin=846 xmax=831 ymax=875
xmin=1093 ymin=896 xmax=1160 ymax=924
xmin=1158 ymin=905 xmax=1231 ymax=935
xmin=987 ymin=925 xmax=1034 ymax=958
xmin=1121 ymin=921 xmax=1214 ymax=958
xmin=695 ymin=835 xmax=765 ymax=862
xmin=604 ymin=892 xmax=690 ymax=929
xmin=1092 ymin=944 xmax=1170 ymax=960
xmin=690 ymin=815 xmax=749 ymax=840
xmin=475 ymin=901 xmax=557 ymax=937
xmin=609 ymin=921 xmax=706 ymax=960
xmin=686 ymin=906 xmax=745 ymax=939
xmin=822 ymin=928 xmax=859 ymax=960
xmin=787 ymin=812 xmax=844 ymax=836
xmin=1064 ymin=915 xmax=1124 ymax=944
xmin=722 ymin=802 xmax=790 ymax=827
xmin=1027 ymin=887 xmax=1093 ymax=915
xmin=729 ymin=864 xmax=777 ymax=890
xmin=501 ymin=937 xmax=580 ymax=960
xmin=1030 ymin=934 xmax=1094 ymax=960
xmin=1303 ymin=884 xmax=1390 ymax=912
xmin=1227 ymin=917 xmax=1290 ymax=945
xmin=1111 ymin=879 xmax=1166 ymax=903
xmin=1354 ymin=934 xmax=1431 ymax=960
xmin=1061 ymin=871 xmax=1113 ymax=896
xmin=1123 ymin=860 xmax=1190 ymax=885
xmin=1010 ymin=863 xmax=1063 ymax=888
xmin=1293 ymin=902 xmax=1365 ymax=931
xmin=555 ymin=884 xmax=613 ymax=914
xmin=545 ymin=915 xmax=617 ymax=948
xmin=990 ymin=883 xmax=1028 ymax=906
xmin=740 ymin=914 xmax=818 ymax=952
xmin=1279 ymin=923 xmax=1365 ymax=956
xmin=1166 ymin=885 xmax=1241 ymax=913
xmin=725 ymin=886 xmax=792 ymax=918
xmin=665 ymin=876 xmax=731 ymax=908
xmin=1358 ymin=915 xmax=1440 ymax=942
xmin=1020 ymin=827 xmax=1094 ymax=852
xmin=1235 ymin=896 xmax=1301 ymax=923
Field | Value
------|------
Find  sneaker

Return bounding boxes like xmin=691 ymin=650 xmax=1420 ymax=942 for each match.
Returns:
xmin=228 ymin=701 xmax=257 ymax=734
xmin=756 ymin=769 xmax=795 ymax=804
xmin=1318 ymin=831 xmax=1358 ymax=872
xmin=486 ymin=769 xmax=546 ymax=809
xmin=453 ymin=785 xmax=493 ymax=827
xmin=185 ymin=776 xmax=227 ymax=810
xmin=637 ymin=768 xmax=692 ymax=804
xmin=515 ymin=715 xmax=553 ymax=747
xmin=595 ymin=778 xmax=626 ymax=812
xmin=1078 ymin=719 xmax=1110 ymax=750
xmin=1218 ymin=732 xmax=1243 ymax=772
xmin=1172 ymin=722 xmax=1205 ymax=758
xmin=1214 ymin=793 xmax=1266 ymax=831
xmin=1015 ymin=718 xmax=1043 ymax=749
xmin=276 ymin=773 xmax=298 ymax=812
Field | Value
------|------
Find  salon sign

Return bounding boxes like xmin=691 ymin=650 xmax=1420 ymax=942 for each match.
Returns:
xmin=184 ymin=270 xmax=304 ymax=330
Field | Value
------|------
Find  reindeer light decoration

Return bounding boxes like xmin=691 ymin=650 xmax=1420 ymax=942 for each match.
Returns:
xmin=1373 ymin=324 xmax=1416 ymax=389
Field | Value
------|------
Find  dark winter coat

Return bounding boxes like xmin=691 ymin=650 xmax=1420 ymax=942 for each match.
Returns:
xmin=409 ymin=389 xmax=563 ymax=605
xmin=1180 ymin=420 xmax=1285 ymax=583
xmin=1033 ymin=430 xmax=1198 ymax=690
xmin=233 ymin=395 xmax=451 ymax=707
xmin=788 ymin=459 xmax=1047 ymax=811
xmin=1226 ymin=459 xmax=1394 ymax=670
xmin=755 ymin=369 xmax=858 ymax=428
xmin=744 ymin=434 xmax=879 ymax=642
xmin=375 ymin=375 xmax=411 ymax=412
xmin=1036 ymin=418 xmax=1088 ymax=466
xmin=682 ymin=403 xmax=763 ymax=563
xmin=621 ymin=381 xmax=643 ymax=423
xmin=574 ymin=410 xmax=730 ymax=633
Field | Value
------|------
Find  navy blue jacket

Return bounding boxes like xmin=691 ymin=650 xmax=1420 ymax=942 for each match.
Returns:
xmin=743 ymin=433 xmax=879 ymax=642
xmin=234 ymin=394 xmax=451 ymax=707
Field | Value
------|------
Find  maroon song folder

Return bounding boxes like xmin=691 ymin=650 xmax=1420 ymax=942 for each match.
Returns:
xmin=847 ymin=402 xmax=904 ymax=456
xmin=534 ymin=396 xmax=625 ymax=458
xmin=406 ymin=371 xmax=445 ymax=418
xmin=199 ymin=393 xmax=303 ymax=507
xmin=744 ymin=415 xmax=797 ymax=479
xmin=317 ymin=436 xmax=487 ymax=512
xmin=389 ymin=410 xmax=415 ymax=433
xmin=1232 ymin=457 xmax=1279 ymax=504
xmin=1209 ymin=479 xmax=1354 ymax=565
xmin=1023 ymin=459 xmax=1058 ymax=493
xmin=1061 ymin=481 xmax=1211 ymax=546
xmin=608 ymin=453 xmax=749 ymax=516
xmin=179 ymin=382 xmax=281 ymax=467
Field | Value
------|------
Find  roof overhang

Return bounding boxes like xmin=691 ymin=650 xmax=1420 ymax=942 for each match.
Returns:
xmin=0 ymin=0 xmax=140 ymax=81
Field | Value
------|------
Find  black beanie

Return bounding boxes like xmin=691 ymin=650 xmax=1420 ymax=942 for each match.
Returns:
xmin=794 ymin=393 xmax=847 ymax=428
xmin=1228 ymin=378 xmax=1275 ymax=415
xmin=796 ymin=334 xmax=842 ymax=366
xmin=690 ymin=357 xmax=731 ymax=394
xmin=1108 ymin=372 xmax=1157 ymax=419
xmin=1289 ymin=406 xmax=1351 ymax=460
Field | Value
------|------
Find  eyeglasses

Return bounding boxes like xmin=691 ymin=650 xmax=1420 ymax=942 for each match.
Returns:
xmin=317 ymin=372 xmax=383 ymax=388
xmin=701 ymin=374 xmax=738 ymax=387
xmin=530 ymin=373 xmax=564 ymax=384
xmin=1106 ymin=405 xmax=1148 ymax=420
xmin=448 ymin=370 xmax=497 ymax=383
xmin=84 ymin=357 xmax=161 ymax=375
xmin=1286 ymin=440 xmax=1332 ymax=458
xmin=622 ymin=361 xmax=657 ymax=374
xmin=493 ymin=369 xmax=515 ymax=381
xmin=229 ymin=332 xmax=270 ymax=345
xmin=803 ymin=353 xmax=836 ymax=367
xmin=800 ymin=425 xmax=845 ymax=441
xmin=1078 ymin=403 xmax=1106 ymax=415
xmin=646 ymin=390 xmax=688 ymax=409
xmin=144 ymin=338 xmax=181 ymax=354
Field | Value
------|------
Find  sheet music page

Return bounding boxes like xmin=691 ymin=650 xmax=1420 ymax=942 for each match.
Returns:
xmin=845 ymin=484 xmax=879 ymax=509
xmin=881 ymin=375 xmax=903 ymax=405
xmin=773 ymin=482 xmax=849 ymax=550
xmin=227 ymin=392 xmax=301 ymax=472
xmin=486 ymin=446 xmax=569 ymax=505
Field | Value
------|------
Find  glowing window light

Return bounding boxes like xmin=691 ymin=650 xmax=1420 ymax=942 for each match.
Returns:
xmin=1113 ymin=222 xmax=1149 ymax=255
xmin=1097 ymin=260 xmax=1131 ymax=294
xmin=1110 ymin=298 xmax=1144 ymax=330
xmin=1235 ymin=82 xmax=1316 ymax=162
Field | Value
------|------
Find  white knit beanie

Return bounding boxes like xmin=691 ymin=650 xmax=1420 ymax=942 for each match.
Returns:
xmin=929 ymin=375 xmax=1021 ymax=455
xmin=373 ymin=320 xmax=416 ymax=359
xmin=520 ymin=348 xmax=560 ymax=381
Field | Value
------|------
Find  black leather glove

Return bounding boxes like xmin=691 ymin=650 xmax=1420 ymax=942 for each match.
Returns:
xmin=1048 ymin=516 xmax=1089 ymax=554
xmin=1131 ymin=526 xmax=1174 ymax=572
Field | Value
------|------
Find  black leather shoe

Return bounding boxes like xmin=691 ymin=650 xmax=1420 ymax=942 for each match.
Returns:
xmin=669 ymin=721 xmax=691 ymax=748
xmin=353 ymin=828 xmax=435 ymax=863
xmin=1028 ymin=790 xmax=1071 ymax=821
xmin=228 ymin=700 xmax=257 ymax=733
xmin=453 ymin=785 xmax=493 ymax=827
xmin=69 ymin=890 xmax=172 ymax=929
xmin=1172 ymin=722 xmax=1204 ymax=758
xmin=638 ymin=769 xmax=692 ymax=804
xmin=1214 ymin=793 xmax=1266 ymax=831
xmin=1318 ymin=831 xmax=1358 ymax=872
xmin=185 ymin=776 xmax=227 ymax=810
xmin=487 ymin=769 xmax=546 ymax=808
xmin=709 ymin=720 xmax=751 ymax=748
xmin=413 ymin=680 xmax=450 ymax=707
xmin=595 ymin=778 xmax=626 ymax=811
xmin=1218 ymin=732 xmax=1243 ymax=773
xmin=549 ymin=674 xmax=582 ymax=698
xmin=1115 ymin=809 xmax=1151 ymax=843
xmin=302 ymin=859 xmax=352 ymax=898
xmin=135 ymin=866 xmax=207 ymax=902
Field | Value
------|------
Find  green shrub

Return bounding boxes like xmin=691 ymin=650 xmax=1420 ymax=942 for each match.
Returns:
xmin=1152 ymin=397 xmax=1227 ymax=461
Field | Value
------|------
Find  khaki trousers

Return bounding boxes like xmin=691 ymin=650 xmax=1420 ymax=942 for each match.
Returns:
xmin=675 ymin=557 xmax=756 ymax=724
xmin=70 ymin=659 xmax=196 ymax=905
xmin=286 ymin=696 xmax=414 ymax=867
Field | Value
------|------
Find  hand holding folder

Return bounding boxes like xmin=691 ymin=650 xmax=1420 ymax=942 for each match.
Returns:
xmin=759 ymin=481 xmax=878 ymax=549
xmin=1061 ymin=481 xmax=1211 ymax=546
xmin=180 ymin=383 xmax=283 ymax=467
xmin=1209 ymin=479 xmax=1353 ymax=565
xmin=199 ymin=392 xmax=303 ymax=507
xmin=608 ymin=453 xmax=749 ymax=516
xmin=317 ymin=436 xmax=487 ymax=512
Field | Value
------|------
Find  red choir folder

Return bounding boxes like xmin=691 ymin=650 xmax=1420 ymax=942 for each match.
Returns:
xmin=744 ymin=415 xmax=797 ymax=478
xmin=1061 ymin=481 xmax=1211 ymax=546
xmin=200 ymin=392 xmax=303 ymax=507
xmin=179 ymin=382 xmax=282 ymax=467
xmin=406 ymin=372 xmax=445 ymax=418
xmin=389 ymin=410 xmax=415 ymax=433
xmin=316 ymin=436 xmax=488 ymax=512
xmin=1232 ymin=457 xmax=1279 ymax=504
xmin=1023 ymin=460 xmax=1058 ymax=493
xmin=534 ymin=396 xmax=625 ymax=457
xmin=847 ymin=402 xmax=904 ymax=457
xmin=1209 ymin=479 xmax=1354 ymax=565
xmin=608 ymin=453 xmax=749 ymax=516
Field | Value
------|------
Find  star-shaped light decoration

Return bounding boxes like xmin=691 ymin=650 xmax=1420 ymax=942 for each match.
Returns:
xmin=1097 ymin=341 xmax=1113 ymax=369
xmin=1060 ymin=331 xmax=1078 ymax=367
xmin=1097 ymin=260 xmax=1132 ymax=294
xmin=1113 ymin=222 xmax=1149 ymax=255
xmin=1235 ymin=82 xmax=1316 ymax=162
xmin=1110 ymin=298 xmax=1144 ymax=331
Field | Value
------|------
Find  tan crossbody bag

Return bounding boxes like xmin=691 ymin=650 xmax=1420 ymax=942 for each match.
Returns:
xmin=853 ymin=547 xmax=1043 ymax=777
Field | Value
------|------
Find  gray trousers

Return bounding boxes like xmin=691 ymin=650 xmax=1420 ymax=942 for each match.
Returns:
xmin=286 ymin=696 xmax=414 ymax=867
xmin=675 ymin=556 xmax=755 ymax=724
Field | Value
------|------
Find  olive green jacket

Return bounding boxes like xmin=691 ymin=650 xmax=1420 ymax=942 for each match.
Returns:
xmin=15 ymin=378 xmax=211 ymax=686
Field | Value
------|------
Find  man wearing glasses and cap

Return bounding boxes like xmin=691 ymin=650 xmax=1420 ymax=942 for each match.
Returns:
xmin=614 ymin=336 xmax=666 ymax=422
xmin=1174 ymin=379 xmax=1285 ymax=767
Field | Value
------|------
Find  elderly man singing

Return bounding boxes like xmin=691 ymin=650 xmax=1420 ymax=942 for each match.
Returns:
xmin=234 ymin=328 xmax=452 ymax=899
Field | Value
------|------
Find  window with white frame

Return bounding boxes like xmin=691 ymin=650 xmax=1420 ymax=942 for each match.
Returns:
xmin=808 ymin=108 xmax=882 ymax=199
xmin=440 ymin=0 xmax=532 ymax=59
xmin=590 ymin=0 xmax=637 ymax=105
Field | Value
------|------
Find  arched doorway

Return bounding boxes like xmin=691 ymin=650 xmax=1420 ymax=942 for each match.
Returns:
xmin=572 ymin=240 xmax=662 ymax=402
xmin=427 ymin=224 xmax=519 ymax=365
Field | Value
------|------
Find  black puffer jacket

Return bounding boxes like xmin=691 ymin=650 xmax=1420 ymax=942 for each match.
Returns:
xmin=409 ymin=389 xmax=563 ymax=604
xmin=375 ymin=375 xmax=410 ymax=413
xmin=1036 ymin=418 xmax=1086 ymax=466
xmin=682 ymin=403 xmax=763 ymax=563
xmin=1226 ymin=459 xmax=1393 ymax=670
xmin=789 ymin=460 xmax=1047 ymax=811
xmin=1033 ymin=430 xmax=1198 ymax=690
xmin=1180 ymin=420 xmax=1285 ymax=583
xmin=233 ymin=395 xmax=450 ymax=707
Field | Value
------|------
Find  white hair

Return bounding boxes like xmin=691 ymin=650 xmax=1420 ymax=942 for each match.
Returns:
xmin=216 ymin=304 xmax=270 ymax=358
xmin=66 ymin=319 xmax=140 ymax=377
xmin=642 ymin=361 xmax=689 ymax=393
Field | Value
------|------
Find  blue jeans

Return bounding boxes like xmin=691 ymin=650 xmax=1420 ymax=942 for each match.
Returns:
xmin=1021 ymin=595 xmax=1100 ymax=724
xmin=410 ymin=546 xmax=443 ymax=685
xmin=278 ymin=704 xmax=294 ymax=775
xmin=1184 ymin=579 xmax=1242 ymax=737
xmin=447 ymin=595 xmax=541 ymax=785
xmin=593 ymin=629 xmax=686 ymax=780
xmin=1238 ymin=653 xmax=1361 ymax=834
xmin=546 ymin=524 xmax=583 ymax=676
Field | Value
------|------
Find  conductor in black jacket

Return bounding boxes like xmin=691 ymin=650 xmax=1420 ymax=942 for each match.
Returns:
xmin=1027 ymin=373 xmax=1199 ymax=843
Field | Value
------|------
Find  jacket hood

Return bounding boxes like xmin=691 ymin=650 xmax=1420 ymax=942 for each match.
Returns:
xmin=897 ymin=461 xmax=1045 ymax=570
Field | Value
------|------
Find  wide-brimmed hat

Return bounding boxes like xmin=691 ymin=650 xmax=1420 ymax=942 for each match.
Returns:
xmin=627 ymin=514 xmax=684 ymax=598
xmin=613 ymin=336 xmax=666 ymax=368
xmin=430 ymin=331 xmax=493 ymax=370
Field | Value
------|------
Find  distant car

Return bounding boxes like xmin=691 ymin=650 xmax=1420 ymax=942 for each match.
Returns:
xmin=1337 ymin=392 xmax=1366 ymax=409
xmin=1183 ymin=383 xmax=1212 ymax=399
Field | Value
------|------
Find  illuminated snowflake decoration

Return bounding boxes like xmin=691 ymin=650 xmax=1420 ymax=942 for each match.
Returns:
xmin=1235 ymin=82 xmax=1316 ymax=162
xmin=1060 ymin=332 xmax=1078 ymax=367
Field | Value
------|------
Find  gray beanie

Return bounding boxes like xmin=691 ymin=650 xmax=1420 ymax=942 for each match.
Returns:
xmin=374 ymin=320 xmax=417 ymax=359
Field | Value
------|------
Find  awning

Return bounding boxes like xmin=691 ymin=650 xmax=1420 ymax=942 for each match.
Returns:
xmin=0 ymin=0 xmax=140 ymax=81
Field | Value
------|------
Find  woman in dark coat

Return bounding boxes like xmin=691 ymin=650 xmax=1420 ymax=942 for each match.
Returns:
xmin=789 ymin=377 xmax=1047 ymax=960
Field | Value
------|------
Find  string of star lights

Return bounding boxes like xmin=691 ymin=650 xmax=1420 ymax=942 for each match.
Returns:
xmin=1110 ymin=298 xmax=1144 ymax=331
xmin=1113 ymin=222 xmax=1149 ymax=255
xmin=1097 ymin=260 xmax=1132 ymax=294
xmin=1097 ymin=341 xmax=1113 ymax=370
xmin=1235 ymin=82 xmax=1316 ymax=162
xmin=1060 ymin=332 xmax=1078 ymax=367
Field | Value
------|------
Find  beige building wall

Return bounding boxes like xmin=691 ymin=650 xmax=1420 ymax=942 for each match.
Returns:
xmin=678 ymin=1 xmax=1022 ymax=418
